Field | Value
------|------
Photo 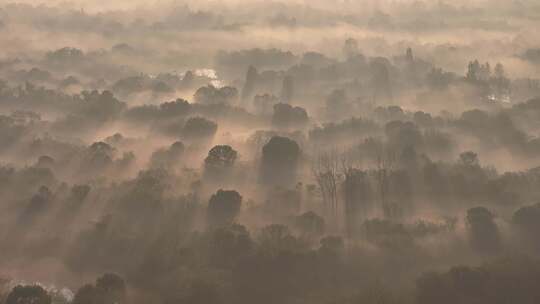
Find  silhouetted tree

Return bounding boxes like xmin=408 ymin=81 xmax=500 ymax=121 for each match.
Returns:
xmin=459 ymin=151 xmax=479 ymax=167
xmin=83 ymin=142 xmax=115 ymax=171
xmin=35 ymin=155 xmax=55 ymax=169
xmin=466 ymin=207 xmax=501 ymax=254
xmin=271 ymin=103 xmax=308 ymax=129
xmin=363 ymin=218 xmax=414 ymax=250
xmin=6 ymin=285 xmax=51 ymax=304
xmin=312 ymin=151 xmax=340 ymax=221
xmin=18 ymin=185 xmax=52 ymax=225
xmin=385 ymin=120 xmax=423 ymax=151
xmin=204 ymin=145 xmax=238 ymax=181
xmin=73 ymin=273 xmax=126 ymax=304
xmin=513 ymin=203 xmax=540 ymax=251
xmin=68 ymin=184 xmax=91 ymax=206
xmin=194 ymin=85 xmax=238 ymax=105
xmin=207 ymin=189 xmax=242 ymax=228
xmin=259 ymin=136 xmax=301 ymax=187
xmin=208 ymin=223 xmax=253 ymax=268
xmin=426 ymin=68 xmax=454 ymax=90
xmin=343 ymin=168 xmax=372 ymax=237
xmin=257 ymin=224 xmax=307 ymax=255
xmin=150 ymin=141 xmax=185 ymax=169
xmin=405 ymin=47 xmax=414 ymax=63
xmin=182 ymin=117 xmax=217 ymax=141
xmin=374 ymin=146 xmax=399 ymax=219
xmin=96 ymin=273 xmax=126 ymax=304
xmin=294 ymin=211 xmax=325 ymax=238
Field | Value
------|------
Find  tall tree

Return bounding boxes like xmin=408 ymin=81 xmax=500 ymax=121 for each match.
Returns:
xmin=207 ymin=189 xmax=242 ymax=228
xmin=259 ymin=136 xmax=301 ymax=187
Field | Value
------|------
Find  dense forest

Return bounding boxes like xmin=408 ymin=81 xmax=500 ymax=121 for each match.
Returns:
xmin=1 ymin=1 xmax=540 ymax=303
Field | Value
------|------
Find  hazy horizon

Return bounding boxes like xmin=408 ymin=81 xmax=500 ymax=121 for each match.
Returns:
xmin=0 ymin=1 xmax=540 ymax=303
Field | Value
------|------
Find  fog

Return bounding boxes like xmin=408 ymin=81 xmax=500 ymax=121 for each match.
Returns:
xmin=1 ymin=1 xmax=540 ymax=303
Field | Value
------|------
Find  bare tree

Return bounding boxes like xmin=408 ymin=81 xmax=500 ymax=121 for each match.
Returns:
xmin=342 ymin=157 xmax=373 ymax=238
xmin=312 ymin=151 xmax=341 ymax=228
xmin=374 ymin=146 xmax=399 ymax=219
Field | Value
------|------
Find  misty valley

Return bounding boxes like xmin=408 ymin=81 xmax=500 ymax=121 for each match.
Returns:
xmin=1 ymin=1 xmax=540 ymax=303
